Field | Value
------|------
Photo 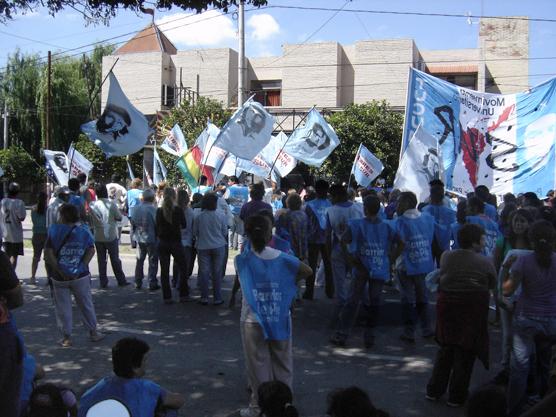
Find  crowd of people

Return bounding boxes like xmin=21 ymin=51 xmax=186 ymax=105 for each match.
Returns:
xmin=1 ymin=170 xmax=556 ymax=417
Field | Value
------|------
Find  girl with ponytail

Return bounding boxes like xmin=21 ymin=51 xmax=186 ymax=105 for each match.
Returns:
xmin=503 ymin=219 xmax=556 ymax=415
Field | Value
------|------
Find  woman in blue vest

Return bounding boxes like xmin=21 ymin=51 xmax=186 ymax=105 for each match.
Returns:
xmin=236 ymin=214 xmax=312 ymax=417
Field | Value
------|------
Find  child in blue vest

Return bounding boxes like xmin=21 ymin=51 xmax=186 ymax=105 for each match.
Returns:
xmin=394 ymin=191 xmax=435 ymax=343
xmin=330 ymin=195 xmax=396 ymax=348
xmin=78 ymin=337 xmax=184 ymax=417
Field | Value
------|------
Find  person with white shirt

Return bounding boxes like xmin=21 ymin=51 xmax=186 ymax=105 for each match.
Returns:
xmin=0 ymin=183 xmax=27 ymax=269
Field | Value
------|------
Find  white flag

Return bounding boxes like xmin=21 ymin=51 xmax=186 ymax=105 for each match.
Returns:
xmin=215 ymin=99 xmax=274 ymax=160
xmin=259 ymin=132 xmax=297 ymax=178
xmin=153 ymin=147 xmax=167 ymax=186
xmin=127 ymin=160 xmax=135 ymax=181
xmin=81 ymin=73 xmax=150 ymax=157
xmin=351 ymin=143 xmax=384 ymax=187
xmin=44 ymin=150 xmax=69 ymax=186
xmin=67 ymin=144 xmax=94 ymax=182
xmin=394 ymin=124 xmax=443 ymax=203
xmin=161 ymin=124 xmax=188 ymax=156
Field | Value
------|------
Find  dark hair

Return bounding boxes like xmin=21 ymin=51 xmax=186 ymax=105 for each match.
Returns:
xmin=429 ymin=184 xmax=444 ymax=204
xmin=250 ymin=182 xmax=265 ymax=201
xmin=507 ymin=208 xmax=533 ymax=248
xmin=112 ymin=337 xmax=150 ymax=378
xmin=474 ymin=185 xmax=490 ymax=202
xmin=258 ymin=381 xmax=298 ymax=417
xmin=177 ymin=188 xmax=190 ymax=209
xmin=28 ymin=383 xmax=68 ymax=417
xmin=315 ymin=179 xmax=329 ymax=198
xmin=258 ymin=209 xmax=275 ymax=226
xmin=244 ymin=214 xmax=271 ymax=253
xmin=95 ymin=183 xmax=108 ymax=199
xmin=429 ymin=179 xmax=444 ymax=187
xmin=528 ymin=220 xmax=555 ymax=269
xmin=68 ymin=177 xmax=80 ymax=192
xmin=499 ymin=203 xmax=518 ymax=233
xmin=286 ymin=193 xmax=302 ymax=211
xmin=467 ymin=196 xmax=485 ymax=215
xmin=76 ymin=172 xmax=87 ymax=184
xmin=458 ymin=223 xmax=485 ymax=250
xmin=201 ymin=192 xmax=218 ymax=211
xmin=329 ymin=184 xmax=348 ymax=203
xmin=36 ymin=191 xmax=48 ymax=215
xmin=191 ymin=192 xmax=203 ymax=207
xmin=466 ymin=384 xmax=507 ymax=417
xmin=229 ymin=175 xmax=239 ymax=183
xmin=199 ymin=175 xmax=208 ymax=186
xmin=58 ymin=204 xmax=79 ymax=224
xmin=8 ymin=182 xmax=20 ymax=197
xmin=110 ymin=173 xmax=122 ymax=183
xmin=396 ymin=191 xmax=417 ymax=216
xmin=363 ymin=195 xmax=380 ymax=216
xmin=523 ymin=191 xmax=542 ymax=208
xmin=327 ymin=387 xmax=389 ymax=417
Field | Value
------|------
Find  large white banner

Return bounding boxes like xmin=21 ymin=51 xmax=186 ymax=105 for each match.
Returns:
xmin=67 ymin=144 xmax=93 ymax=181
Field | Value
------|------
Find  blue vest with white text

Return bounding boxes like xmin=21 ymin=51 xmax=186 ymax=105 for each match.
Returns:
xmin=466 ymin=215 xmax=500 ymax=257
xmin=227 ymin=184 xmax=249 ymax=215
xmin=422 ymin=204 xmax=456 ymax=251
xmin=395 ymin=213 xmax=435 ymax=275
xmin=349 ymin=218 xmax=394 ymax=280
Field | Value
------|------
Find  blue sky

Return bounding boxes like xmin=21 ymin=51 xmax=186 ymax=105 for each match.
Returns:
xmin=1 ymin=0 xmax=555 ymax=89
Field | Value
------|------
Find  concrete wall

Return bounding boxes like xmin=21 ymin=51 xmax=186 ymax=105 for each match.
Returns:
xmin=352 ymin=39 xmax=415 ymax=107
xmin=339 ymin=45 xmax=355 ymax=106
xmin=248 ymin=56 xmax=283 ymax=82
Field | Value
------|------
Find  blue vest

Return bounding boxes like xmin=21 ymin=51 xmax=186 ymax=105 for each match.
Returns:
xmin=78 ymin=376 xmax=162 ymax=417
xmin=349 ymin=218 xmax=394 ymax=280
xmin=47 ymin=224 xmax=94 ymax=278
xmin=236 ymin=251 xmax=299 ymax=340
xmin=466 ymin=215 xmax=500 ymax=256
xmin=395 ymin=213 xmax=435 ymax=275
xmin=191 ymin=185 xmax=211 ymax=196
xmin=450 ymin=222 xmax=463 ymax=249
xmin=227 ymin=185 xmax=249 ymax=215
xmin=484 ymin=203 xmax=498 ymax=222
xmin=306 ymin=198 xmax=331 ymax=231
xmin=422 ymin=204 xmax=456 ymax=251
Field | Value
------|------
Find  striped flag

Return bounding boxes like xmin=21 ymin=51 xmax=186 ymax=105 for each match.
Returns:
xmin=176 ymin=146 xmax=214 ymax=189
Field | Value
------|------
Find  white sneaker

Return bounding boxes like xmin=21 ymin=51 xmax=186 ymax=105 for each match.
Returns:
xmin=239 ymin=406 xmax=260 ymax=417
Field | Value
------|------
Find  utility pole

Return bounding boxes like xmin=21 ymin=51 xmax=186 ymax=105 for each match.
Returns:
xmin=46 ymin=51 xmax=51 ymax=151
xmin=238 ymin=0 xmax=245 ymax=107
xmin=2 ymin=103 xmax=8 ymax=195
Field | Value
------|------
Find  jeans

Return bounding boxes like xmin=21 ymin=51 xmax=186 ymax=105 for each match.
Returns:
xmin=135 ymin=242 xmax=159 ymax=288
xmin=306 ymin=243 xmax=334 ymax=299
xmin=173 ymin=246 xmax=193 ymax=287
xmin=330 ymin=245 xmax=352 ymax=307
xmin=337 ymin=269 xmax=384 ymax=340
xmin=426 ymin=345 xmax=476 ymax=404
xmin=159 ymin=241 xmax=190 ymax=301
xmin=95 ymin=239 xmax=127 ymax=287
xmin=397 ymin=271 xmax=431 ymax=337
xmin=229 ymin=214 xmax=244 ymax=251
xmin=197 ymin=246 xmax=226 ymax=302
xmin=500 ymin=306 xmax=515 ymax=370
xmin=507 ymin=315 xmax=556 ymax=416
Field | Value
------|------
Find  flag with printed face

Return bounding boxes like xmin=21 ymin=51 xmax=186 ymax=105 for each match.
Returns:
xmin=351 ymin=144 xmax=384 ymax=187
xmin=67 ymin=144 xmax=93 ymax=182
xmin=44 ymin=150 xmax=70 ymax=186
xmin=161 ymin=124 xmax=188 ymax=157
xmin=81 ymin=73 xmax=150 ymax=157
xmin=284 ymin=108 xmax=340 ymax=167
xmin=259 ymin=132 xmax=297 ymax=178
xmin=153 ymin=147 xmax=167 ymax=186
xmin=215 ymin=99 xmax=274 ymax=160
xmin=394 ymin=124 xmax=444 ymax=203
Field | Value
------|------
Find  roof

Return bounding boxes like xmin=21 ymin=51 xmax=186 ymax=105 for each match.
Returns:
xmin=115 ymin=23 xmax=177 ymax=55
xmin=426 ymin=64 xmax=479 ymax=74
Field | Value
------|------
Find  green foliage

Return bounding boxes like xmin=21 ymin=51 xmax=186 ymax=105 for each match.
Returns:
xmin=318 ymin=101 xmax=403 ymax=185
xmin=0 ymin=145 xmax=44 ymax=182
xmin=158 ymin=96 xmax=232 ymax=185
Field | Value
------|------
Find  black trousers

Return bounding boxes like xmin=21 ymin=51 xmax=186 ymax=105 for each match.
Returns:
xmin=305 ymin=243 xmax=334 ymax=299
xmin=159 ymin=241 xmax=190 ymax=300
xmin=426 ymin=345 xmax=476 ymax=404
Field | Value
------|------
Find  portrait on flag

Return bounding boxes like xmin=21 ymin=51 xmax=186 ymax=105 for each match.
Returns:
xmin=161 ymin=124 xmax=188 ymax=157
xmin=44 ymin=150 xmax=70 ymax=186
xmin=284 ymin=108 xmax=340 ymax=167
xmin=403 ymin=68 xmax=556 ymax=196
xmin=81 ymin=73 xmax=150 ymax=157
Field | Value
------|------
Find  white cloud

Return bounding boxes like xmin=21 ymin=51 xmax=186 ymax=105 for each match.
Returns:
xmin=247 ymin=13 xmax=280 ymax=41
xmin=156 ymin=10 xmax=236 ymax=47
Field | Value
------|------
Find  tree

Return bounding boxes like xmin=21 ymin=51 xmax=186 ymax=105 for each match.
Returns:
xmin=0 ymin=145 xmax=44 ymax=183
xmin=0 ymin=0 xmax=268 ymax=24
xmin=318 ymin=101 xmax=403 ymax=185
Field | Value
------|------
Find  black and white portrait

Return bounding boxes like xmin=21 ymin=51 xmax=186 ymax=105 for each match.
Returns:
xmin=237 ymin=104 xmax=267 ymax=139
xmin=96 ymin=104 xmax=132 ymax=141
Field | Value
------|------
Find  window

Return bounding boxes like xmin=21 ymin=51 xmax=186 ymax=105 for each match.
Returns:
xmin=251 ymin=80 xmax=281 ymax=107
xmin=161 ymin=84 xmax=175 ymax=107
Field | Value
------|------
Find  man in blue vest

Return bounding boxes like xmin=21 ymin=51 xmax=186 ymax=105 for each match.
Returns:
xmin=78 ymin=337 xmax=184 ymax=417
xmin=224 ymin=176 xmax=249 ymax=251
xmin=304 ymin=179 xmax=333 ymax=300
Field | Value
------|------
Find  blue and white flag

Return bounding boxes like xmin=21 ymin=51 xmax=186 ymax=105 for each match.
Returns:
xmin=284 ymin=108 xmax=340 ymax=167
xmin=215 ymin=99 xmax=274 ymax=160
xmin=198 ymin=123 xmax=227 ymax=169
xmin=395 ymin=123 xmax=444 ymax=203
xmin=259 ymin=132 xmax=297 ymax=178
xmin=403 ymin=68 xmax=556 ymax=196
xmin=161 ymin=124 xmax=188 ymax=157
xmin=44 ymin=150 xmax=69 ymax=186
xmin=81 ymin=73 xmax=150 ymax=157
xmin=127 ymin=160 xmax=135 ymax=181
xmin=67 ymin=144 xmax=93 ymax=181
xmin=351 ymin=144 xmax=384 ymax=187
xmin=153 ymin=147 xmax=167 ymax=186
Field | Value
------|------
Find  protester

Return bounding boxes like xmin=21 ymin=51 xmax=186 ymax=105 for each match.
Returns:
xmin=235 ymin=214 xmax=311 ymax=417
xmin=193 ymin=192 xmax=228 ymax=305
xmin=131 ymin=188 xmax=159 ymax=291
xmin=394 ymin=191 xmax=435 ymax=342
xmin=257 ymin=380 xmax=299 ymax=417
xmin=67 ymin=177 xmax=87 ymax=222
xmin=240 ymin=182 xmax=273 ymax=224
xmin=127 ymin=177 xmax=143 ymax=248
xmin=172 ymin=188 xmax=194 ymax=289
xmin=20 ymin=352 xmax=45 ymax=413
xmin=156 ymin=187 xmax=191 ymax=304
xmin=78 ymin=337 xmax=185 ymax=417
xmin=304 ymin=179 xmax=333 ymax=300
xmin=0 ymin=182 xmax=27 ymax=269
xmin=466 ymin=196 xmax=500 ymax=257
xmin=475 ymin=185 xmax=498 ymax=222
xmin=89 ymin=183 xmax=129 ymax=288
xmin=107 ymin=174 xmax=128 ymax=237
xmin=46 ymin=186 xmax=70 ymax=228
xmin=44 ymin=203 xmax=104 ymax=347
xmin=502 ymin=220 xmax=556 ymax=416
xmin=28 ymin=383 xmax=77 ymax=417
xmin=275 ymin=193 xmax=308 ymax=263
xmin=327 ymin=386 xmax=390 ymax=417
xmin=426 ymin=223 xmax=496 ymax=407
xmin=225 ymin=176 xmax=249 ymax=251
xmin=450 ymin=200 xmax=468 ymax=250
xmin=30 ymin=191 xmax=48 ymax=285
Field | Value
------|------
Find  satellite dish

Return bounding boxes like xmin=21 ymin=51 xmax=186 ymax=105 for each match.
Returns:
xmin=86 ymin=399 xmax=131 ymax=417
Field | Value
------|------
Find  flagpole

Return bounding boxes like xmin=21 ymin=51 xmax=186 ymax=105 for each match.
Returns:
xmin=67 ymin=142 xmax=75 ymax=182
xmin=87 ymin=57 xmax=119 ymax=118
xmin=267 ymin=106 xmax=314 ymax=180
xmin=347 ymin=143 xmax=361 ymax=191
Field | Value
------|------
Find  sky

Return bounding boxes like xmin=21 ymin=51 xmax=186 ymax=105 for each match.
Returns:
xmin=0 ymin=0 xmax=555 ymax=89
